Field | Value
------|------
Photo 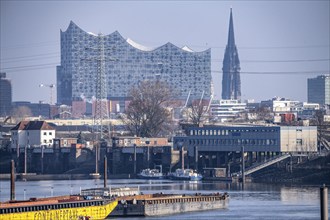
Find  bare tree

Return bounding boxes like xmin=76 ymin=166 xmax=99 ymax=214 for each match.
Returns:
xmin=121 ymin=80 xmax=173 ymax=137
xmin=183 ymin=99 xmax=209 ymax=126
xmin=252 ymin=106 xmax=273 ymax=121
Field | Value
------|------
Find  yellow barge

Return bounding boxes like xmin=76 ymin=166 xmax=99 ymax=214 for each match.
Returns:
xmin=0 ymin=195 xmax=118 ymax=220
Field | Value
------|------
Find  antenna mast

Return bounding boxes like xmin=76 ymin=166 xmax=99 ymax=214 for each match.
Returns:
xmin=94 ymin=33 xmax=110 ymax=142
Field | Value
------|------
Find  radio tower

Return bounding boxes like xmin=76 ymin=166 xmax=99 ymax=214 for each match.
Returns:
xmin=94 ymin=33 xmax=110 ymax=143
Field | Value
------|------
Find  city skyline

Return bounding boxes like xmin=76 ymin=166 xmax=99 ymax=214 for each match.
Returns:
xmin=1 ymin=1 xmax=329 ymax=104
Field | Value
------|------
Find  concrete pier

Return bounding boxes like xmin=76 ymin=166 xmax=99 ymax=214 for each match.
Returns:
xmin=241 ymin=146 xmax=245 ymax=184
xmin=104 ymin=156 xmax=107 ymax=188
xmin=10 ymin=160 xmax=15 ymax=201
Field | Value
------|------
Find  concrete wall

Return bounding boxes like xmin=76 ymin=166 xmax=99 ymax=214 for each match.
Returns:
xmin=280 ymin=126 xmax=317 ymax=152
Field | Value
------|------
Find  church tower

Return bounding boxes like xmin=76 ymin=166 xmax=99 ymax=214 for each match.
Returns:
xmin=221 ymin=8 xmax=241 ymax=101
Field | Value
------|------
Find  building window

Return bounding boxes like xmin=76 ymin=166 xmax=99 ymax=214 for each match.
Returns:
xmin=296 ymin=139 xmax=302 ymax=145
xmin=49 ymin=132 xmax=52 ymax=135
xmin=44 ymin=132 xmax=47 ymax=135
xmin=44 ymin=140 xmax=47 ymax=143
xmin=49 ymin=140 xmax=52 ymax=143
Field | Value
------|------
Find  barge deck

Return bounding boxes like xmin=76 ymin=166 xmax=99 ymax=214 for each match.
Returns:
xmin=111 ymin=192 xmax=229 ymax=217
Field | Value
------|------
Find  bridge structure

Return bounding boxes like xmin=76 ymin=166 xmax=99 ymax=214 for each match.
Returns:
xmin=234 ymin=152 xmax=320 ymax=178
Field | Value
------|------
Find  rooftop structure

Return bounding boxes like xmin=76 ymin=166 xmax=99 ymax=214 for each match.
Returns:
xmin=209 ymin=99 xmax=246 ymax=122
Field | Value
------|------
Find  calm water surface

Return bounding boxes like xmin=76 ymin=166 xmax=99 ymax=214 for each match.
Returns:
xmin=0 ymin=179 xmax=328 ymax=219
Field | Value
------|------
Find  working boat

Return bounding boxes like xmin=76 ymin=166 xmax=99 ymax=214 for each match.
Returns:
xmin=137 ymin=168 xmax=164 ymax=179
xmin=0 ymin=195 xmax=118 ymax=220
xmin=168 ymin=169 xmax=203 ymax=181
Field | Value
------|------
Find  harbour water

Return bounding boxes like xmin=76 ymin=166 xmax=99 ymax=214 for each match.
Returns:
xmin=0 ymin=179 xmax=328 ymax=219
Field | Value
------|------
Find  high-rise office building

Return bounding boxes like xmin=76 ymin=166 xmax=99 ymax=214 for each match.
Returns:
xmin=57 ymin=21 xmax=212 ymax=105
xmin=221 ymin=9 xmax=241 ymax=101
xmin=308 ymin=75 xmax=330 ymax=106
xmin=0 ymin=72 xmax=12 ymax=116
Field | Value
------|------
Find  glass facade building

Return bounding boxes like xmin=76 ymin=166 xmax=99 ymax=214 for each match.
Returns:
xmin=307 ymin=75 xmax=330 ymax=106
xmin=57 ymin=21 xmax=211 ymax=105
xmin=0 ymin=72 xmax=12 ymax=116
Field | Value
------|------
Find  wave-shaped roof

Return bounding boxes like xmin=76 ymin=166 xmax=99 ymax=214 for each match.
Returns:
xmin=62 ymin=21 xmax=209 ymax=53
xmin=126 ymin=38 xmax=154 ymax=51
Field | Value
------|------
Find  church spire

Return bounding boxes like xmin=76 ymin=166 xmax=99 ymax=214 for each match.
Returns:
xmin=227 ymin=8 xmax=235 ymax=47
xmin=221 ymin=8 xmax=241 ymax=101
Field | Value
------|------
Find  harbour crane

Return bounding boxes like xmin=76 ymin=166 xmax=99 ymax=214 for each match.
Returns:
xmin=39 ymin=83 xmax=55 ymax=105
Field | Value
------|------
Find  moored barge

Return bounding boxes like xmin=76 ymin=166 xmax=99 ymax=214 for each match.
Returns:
xmin=111 ymin=192 xmax=229 ymax=217
xmin=0 ymin=195 xmax=118 ymax=220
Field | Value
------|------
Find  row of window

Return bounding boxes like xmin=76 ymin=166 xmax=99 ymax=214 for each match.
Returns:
xmin=12 ymin=132 xmax=53 ymax=136
xmin=188 ymin=138 xmax=277 ymax=146
xmin=11 ymin=139 xmax=53 ymax=145
xmin=189 ymin=129 xmax=278 ymax=136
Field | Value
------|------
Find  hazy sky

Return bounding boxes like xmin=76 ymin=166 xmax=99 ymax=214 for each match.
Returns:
xmin=1 ymin=0 xmax=329 ymax=104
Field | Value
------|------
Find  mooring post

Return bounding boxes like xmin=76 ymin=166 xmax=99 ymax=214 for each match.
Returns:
xmin=194 ymin=146 xmax=198 ymax=171
xmin=133 ymin=144 xmax=137 ymax=175
xmin=104 ymin=155 xmax=107 ymax=188
xmin=241 ymin=146 xmax=245 ymax=184
xmin=181 ymin=147 xmax=184 ymax=170
xmin=320 ymin=185 xmax=328 ymax=220
xmin=24 ymin=145 xmax=27 ymax=174
xmin=95 ymin=144 xmax=99 ymax=174
xmin=10 ymin=160 xmax=15 ymax=201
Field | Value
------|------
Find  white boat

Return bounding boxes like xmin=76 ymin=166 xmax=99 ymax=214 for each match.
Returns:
xmin=137 ymin=168 xmax=164 ymax=179
xmin=168 ymin=169 xmax=203 ymax=181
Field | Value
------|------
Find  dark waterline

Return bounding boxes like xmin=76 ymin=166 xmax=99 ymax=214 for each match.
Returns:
xmin=0 ymin=179 xmax=328 ymax=219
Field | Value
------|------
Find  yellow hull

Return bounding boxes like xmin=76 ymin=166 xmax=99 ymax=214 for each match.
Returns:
xmin=0 ymin=200 xmax=118 ymax=220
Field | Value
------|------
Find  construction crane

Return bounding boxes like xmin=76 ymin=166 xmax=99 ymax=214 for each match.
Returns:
xmin=39 ymin=83 xmax=55 ymax=105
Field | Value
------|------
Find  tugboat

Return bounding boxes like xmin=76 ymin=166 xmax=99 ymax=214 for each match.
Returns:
xmin=168 ymin=169 xmax=203 ymax=181
xmin=137 ymin=168 xmax=164 ymax=179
